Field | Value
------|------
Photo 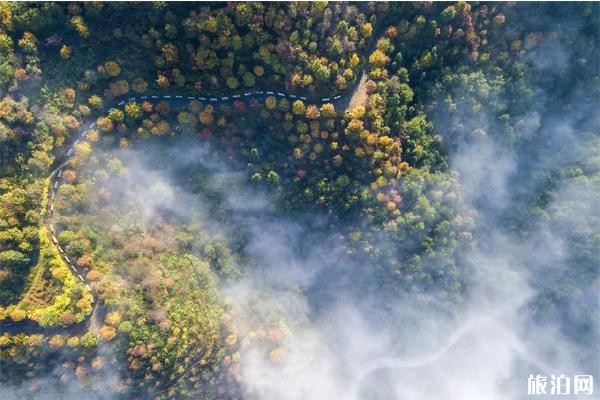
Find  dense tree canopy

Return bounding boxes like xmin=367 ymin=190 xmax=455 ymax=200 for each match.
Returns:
xmin=0 ymin=2 xmax=597 ymax=399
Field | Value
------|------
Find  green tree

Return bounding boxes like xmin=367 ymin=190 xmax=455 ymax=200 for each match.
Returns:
xmin=292 ymin=100 xmax=306 ymax=116
xmin=242 ymin=71 xmax=255 ymax=87
xmin=0 ymin=250 xmax=30 ymax=269
xmin=124 ymin=102 xmax=142 ymax=120
xmin=108 ymin=108 xmax=124 ymax=122
xmin=104 ymin=60 xmax=121 ymax=77
xmin=226 ymin=76 xmax=239 ymax=90
xmin=80 ymin=332 xmax=99 ymax=349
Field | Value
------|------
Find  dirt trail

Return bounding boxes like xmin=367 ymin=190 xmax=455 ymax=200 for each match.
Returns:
xmin=345 ymin=71 xmax=369 ymax=113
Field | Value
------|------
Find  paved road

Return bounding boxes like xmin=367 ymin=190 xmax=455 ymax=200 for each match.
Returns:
xmin=1 ymin=80 xmax=552 ymax=400
xmin=0 ymin=89 xmax=352 ymax=335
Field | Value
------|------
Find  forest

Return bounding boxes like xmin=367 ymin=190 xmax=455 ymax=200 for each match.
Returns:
xmin=0 ymin=2 xmax=598 ymax=399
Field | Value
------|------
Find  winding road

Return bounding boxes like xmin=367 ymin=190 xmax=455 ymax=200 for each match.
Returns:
xmin=1 ymin=89 xmax=555 ymax=400
xmin=349 ymin=307 xmax=555 ymax=400
xmin=0 ymin=89 xmax=351 ymax=336
xmin=0 ymin=87 xmax=559 ymax=400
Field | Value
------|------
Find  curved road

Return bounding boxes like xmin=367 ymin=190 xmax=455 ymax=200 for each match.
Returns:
xmin=0 ymin=89 xmax=350 ymax=335
xmin=349 ymin=308 xmax=554 ymax=400
xmin=0 ymin=89 xmax=555 ymax=400
xmin=1 ymin=90 xmax=553 ymax=395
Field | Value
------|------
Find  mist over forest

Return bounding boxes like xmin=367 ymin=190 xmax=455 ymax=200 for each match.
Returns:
xmin=0 ymin=2 xmax=598 ymax=400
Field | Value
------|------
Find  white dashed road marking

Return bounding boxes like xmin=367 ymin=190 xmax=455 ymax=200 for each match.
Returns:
xmin=43 ymin=89 xmax=356 ymax=321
